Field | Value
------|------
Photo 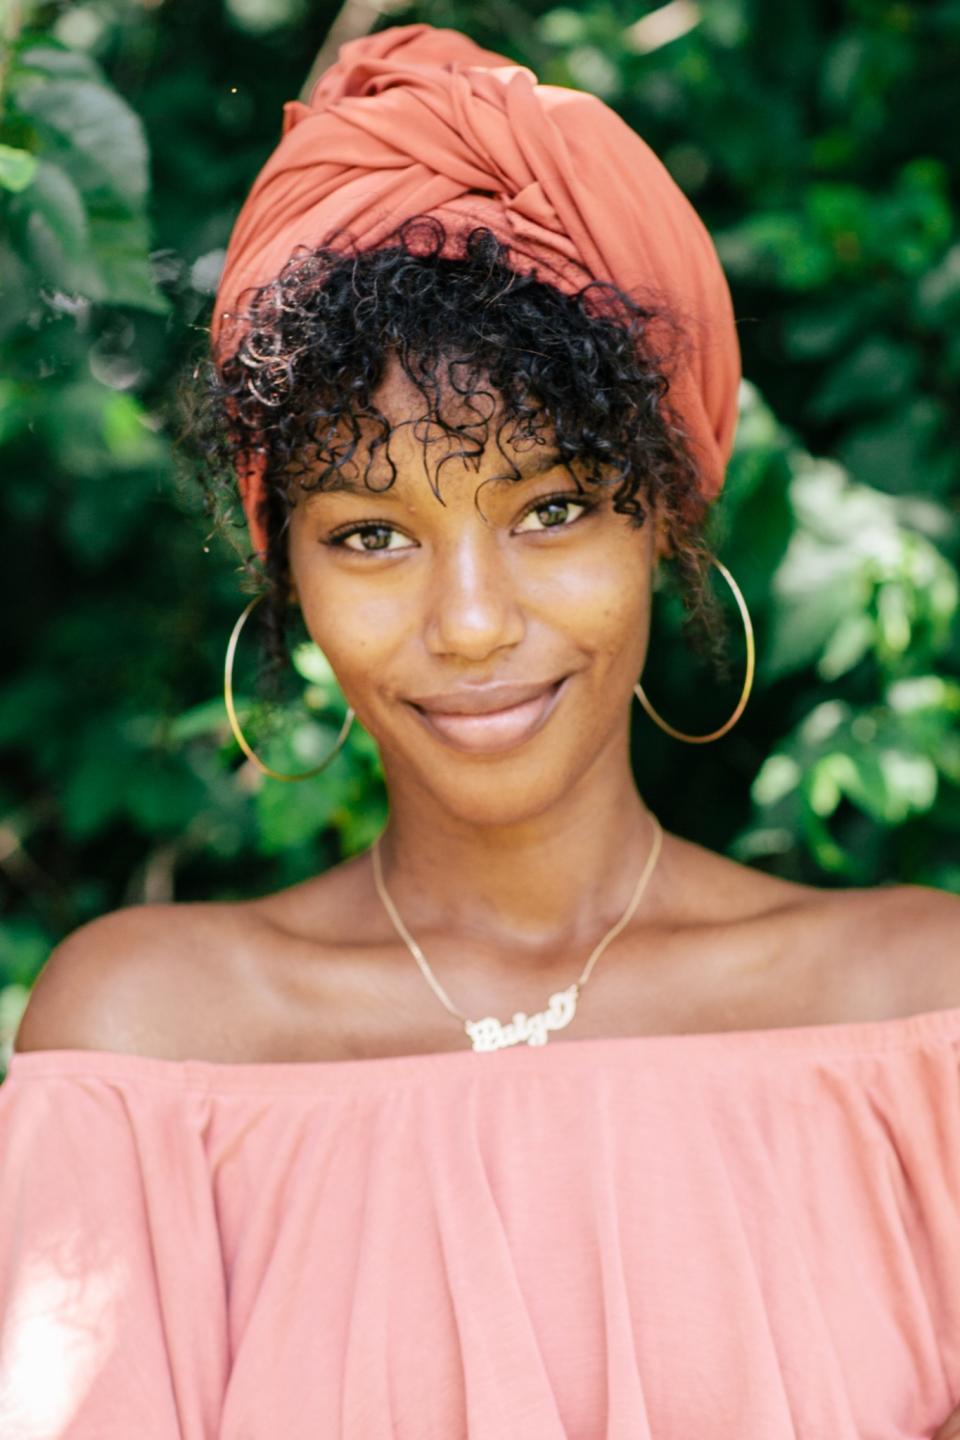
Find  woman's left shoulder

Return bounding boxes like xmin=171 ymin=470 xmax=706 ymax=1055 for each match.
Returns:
xmin=676 ymin=832 xmax=960 ymax=1020
xmin=810 ymin=879 xmax=960 ymax=1019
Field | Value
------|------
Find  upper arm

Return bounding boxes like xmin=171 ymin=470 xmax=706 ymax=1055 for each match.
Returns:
xmin=13 ymin=906 xmax=178 ymax=1056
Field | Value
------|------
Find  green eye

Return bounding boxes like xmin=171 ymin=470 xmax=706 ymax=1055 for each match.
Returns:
xmin=333 ymin=524 xmax=412 ymax=552
xmin=327 ymin=492 xmax=591 ymax=553
xmin=516 ymin=497 xmax=589 ymax=532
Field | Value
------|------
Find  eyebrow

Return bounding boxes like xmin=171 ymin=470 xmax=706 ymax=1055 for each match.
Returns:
xmin=309 ymin=448 xmax=566 ymax=500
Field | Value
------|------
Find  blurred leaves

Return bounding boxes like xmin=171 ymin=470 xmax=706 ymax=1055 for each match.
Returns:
xmin=717 ymin=387 xmax=959 ymax=885
xmin=0 ymin=140 xmax=37 ymax=191
xmin=4 ymin=38 xmax=168 ymax=312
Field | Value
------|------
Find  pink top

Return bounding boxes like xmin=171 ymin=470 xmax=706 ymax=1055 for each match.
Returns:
xmin=3 ymin=1010 xmax=960 ymax=1440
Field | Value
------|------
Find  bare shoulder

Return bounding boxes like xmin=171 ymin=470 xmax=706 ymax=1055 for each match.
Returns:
xmin=777 ymin=871 xmax=959 ymax=952
xmin=12 ymin=850 xmax=381 ymax=1064
xmin=12 ymin=898 xmax=272 ymax=1060
xmin=849 ymin=879 xmax=960 ymax=1014
xmin=674 ymin=826 xmax=959 ymax=956
xmin=771 ymin=875 xmax=960 ymax=1023
xmin=666 ymin=829 xmax=960 ymax=1020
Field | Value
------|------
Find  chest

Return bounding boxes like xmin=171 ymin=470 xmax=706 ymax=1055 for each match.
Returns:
xmin=228 ymin=888 xmax=900 ymax=1063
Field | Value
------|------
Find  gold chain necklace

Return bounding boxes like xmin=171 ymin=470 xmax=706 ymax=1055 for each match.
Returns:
xmin=370 ymin=811 xmax=664 ymax=1052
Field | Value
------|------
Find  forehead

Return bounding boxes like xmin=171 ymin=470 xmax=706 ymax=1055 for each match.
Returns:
xmin=371 ymin=351 xmax=552 ymax=455
xmin=296 ymin=350 xmax=564 ymax=497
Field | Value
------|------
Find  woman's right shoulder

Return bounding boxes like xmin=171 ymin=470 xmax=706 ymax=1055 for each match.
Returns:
xmin=12 ymin=899 xmax=266 ymax=1059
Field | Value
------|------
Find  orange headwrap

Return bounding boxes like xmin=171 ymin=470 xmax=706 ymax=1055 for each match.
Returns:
xmin=211 ymin=22 xmax=740 ymax=561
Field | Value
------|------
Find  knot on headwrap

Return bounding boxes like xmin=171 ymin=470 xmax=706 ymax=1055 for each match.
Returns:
xmin=211 ymin=22 xmax=741 ymax=560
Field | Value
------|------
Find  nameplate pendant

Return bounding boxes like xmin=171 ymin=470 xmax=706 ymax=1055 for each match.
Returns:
xmin=464 ymin=984 xmax=580 ymax=1053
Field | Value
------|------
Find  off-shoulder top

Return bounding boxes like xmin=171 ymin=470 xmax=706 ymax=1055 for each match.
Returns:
xmin=3 ymin=1008 xmax=960 ymax=1439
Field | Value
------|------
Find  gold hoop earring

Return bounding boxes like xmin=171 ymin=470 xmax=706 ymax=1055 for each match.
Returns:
xmin=224 ymin=594 xmax=355 ymax=782
xmin=634 ymin=557 xmax=755 ymax=744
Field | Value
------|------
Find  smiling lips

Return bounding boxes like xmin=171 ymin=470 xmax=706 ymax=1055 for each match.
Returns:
xmin=408 ymin=678 xmax=568 ymax=755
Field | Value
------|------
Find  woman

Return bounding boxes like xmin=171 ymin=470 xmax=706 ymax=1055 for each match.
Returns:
xmin=3 ymin=22 xmax=960 ymax=1440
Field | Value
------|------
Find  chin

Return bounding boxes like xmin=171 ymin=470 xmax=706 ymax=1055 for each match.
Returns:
xmin=384 ymin=743 xmax=590 ymax=827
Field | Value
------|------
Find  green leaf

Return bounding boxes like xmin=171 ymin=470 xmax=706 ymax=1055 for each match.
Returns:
xmin=766 ymin=533 xmax=862 ymax=679
xmin=15 ymin=76 xmax=149 ymax=205
xmin=715 ymin=211 xmax=836 ymax=289
xmin=254 ymin=734 xmax=354 ymax=852
xmin=37 ymin=382 xmax=170 ymax=565
xmin=168 ymin=697 xmax=234 ymax=744
xmin=0 ymin=243 xmax=31 ymax=346
xmin=124 ymin=757 xmax=207 ymax=833
xmin=330 ymin=785 xmax=388 ymax=855
xmin=41 ymin=381 xmax=167 ymax=477
xmin=780 ymin=295 xmax=876 ymax=360
xmin=539 ymin=8 xmax=588 ymax=45
xmin=6 ymin=158 xmax=91 ymax=284
xmin=876 ymin=748 xmax=939 ymax=820
xmin=817 ymin=612 xmax=873 ymax=680
xmin=15 ymin=42 xmax=105 ymax=85
xmin=916 ymin=244 xmax=960 ymax=324
xmin=292 ymin=641 xmax=338 ymax=686
xmin=61 ymin=727 xmax=138 ymax=839
xmin=887 ymin=675 xmax=960 ymax=716
xmin=4 ymin=155 xmax=166 ymax=312
xmin=0 ymin=380 xmax=27 ymax=448
xmin=836 ymin=399 xmax=951 ymax=495
xmin=87 ymin=211 xmax=170 ymax=313
xmin=751 ymin=753 xmax=802 ymax=808
xmin=808 ymin=337 xmax=918 ymax=421
xmin=0 ymin=144 xmax=38 ymax=193
xmin=0 ymin=916 xmax=54 ymax=987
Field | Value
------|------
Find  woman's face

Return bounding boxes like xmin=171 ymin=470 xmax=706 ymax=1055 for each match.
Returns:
xmin=287 ymin=355 xmax=666 ymax=827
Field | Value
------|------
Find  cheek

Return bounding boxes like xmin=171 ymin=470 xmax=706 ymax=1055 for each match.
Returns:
xmin=287 ymin=527 xmax=400 ymax=695
xmin=537 ymin=537 xmax=650 ymax=655
xmin=301 ymin=586 xmax=405 ymax=689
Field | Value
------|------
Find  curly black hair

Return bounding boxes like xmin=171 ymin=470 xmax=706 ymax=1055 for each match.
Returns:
xmin=180 ymin=216 xmax=734 ymax=700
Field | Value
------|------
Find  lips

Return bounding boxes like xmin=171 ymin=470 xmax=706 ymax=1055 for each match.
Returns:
xmin=408 ymin=677 xmax=568 ymax=755
xmin=410 ymin=679 xmax=565 ymax=715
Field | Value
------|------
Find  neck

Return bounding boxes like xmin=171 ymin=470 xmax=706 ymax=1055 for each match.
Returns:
xmin=373 ymin=752 xmax=666 ymax=971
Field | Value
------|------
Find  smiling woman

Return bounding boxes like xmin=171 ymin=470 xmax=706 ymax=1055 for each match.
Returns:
xmin=289 ymin=343 xmax=661 ymax=822
xmin=5 ymin=19 xmax=960 ymax=1440
xmin=198 ymin=215 xmax=734 ymax=712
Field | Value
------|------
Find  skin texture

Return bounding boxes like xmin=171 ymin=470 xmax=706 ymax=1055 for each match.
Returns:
xmin=286 ymin=354 xmax=691 ymax=955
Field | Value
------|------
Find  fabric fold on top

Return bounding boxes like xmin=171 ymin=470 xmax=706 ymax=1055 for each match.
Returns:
xmin=0 ymin=1061 xmax=229 ymax=1440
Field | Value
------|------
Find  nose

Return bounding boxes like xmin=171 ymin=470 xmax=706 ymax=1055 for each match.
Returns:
xmin=424 ymin=531 xmax=525 ymax=661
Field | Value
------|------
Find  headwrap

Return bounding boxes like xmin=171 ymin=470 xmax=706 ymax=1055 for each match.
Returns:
xmin=211 ymin=22 xmax=741 ymax=561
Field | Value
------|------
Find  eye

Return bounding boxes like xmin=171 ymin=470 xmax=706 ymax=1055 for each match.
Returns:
xmin=325 ymin=492 xmax=592 ymax=552
xmin=515 ymin=495 xmax=590 ymax=533
xmin=328 ymin=523 xmax=415 ymax=554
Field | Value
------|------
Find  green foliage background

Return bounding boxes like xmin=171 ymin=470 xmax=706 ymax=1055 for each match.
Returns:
xmin=2 ymin=0 xmax=959 ymax=1065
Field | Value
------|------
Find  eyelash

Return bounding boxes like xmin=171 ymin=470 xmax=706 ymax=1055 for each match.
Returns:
xmin=325 ymin=492 xmax=595 ymax=555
